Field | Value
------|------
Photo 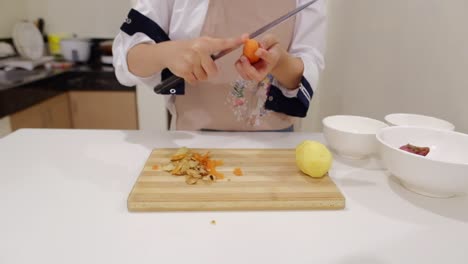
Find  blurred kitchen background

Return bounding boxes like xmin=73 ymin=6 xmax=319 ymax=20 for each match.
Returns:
xmin=0 ymin=0 xmax=467 ymax=138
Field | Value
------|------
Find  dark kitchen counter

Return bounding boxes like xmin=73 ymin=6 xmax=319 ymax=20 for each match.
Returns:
xmin=0 ymin=65 xmax=135 ymax=119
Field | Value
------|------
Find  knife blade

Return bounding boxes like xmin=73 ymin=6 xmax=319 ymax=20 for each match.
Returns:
xmin=154 ymin=0 xmax=319 ymax=94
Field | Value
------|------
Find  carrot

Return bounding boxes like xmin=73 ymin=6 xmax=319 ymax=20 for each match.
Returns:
xmin=213 ymin=160 xmax=224 ymax=166
xmin=152 ymin=165 xmax=159 ymax=170
xmin=243 ymin=39 xmax=260 ymax=64
xmin=212 ymin=171 xmax=225 ymax=180
xmin=206 ymin=159 xmax=225 ymax=179
xmin=233 ymin=168 xmax=243 ymax=176
xmin=193 ymin=151 xmax=211 ymax=165
xmin=193 ymin=153 xmax=202 ymax=161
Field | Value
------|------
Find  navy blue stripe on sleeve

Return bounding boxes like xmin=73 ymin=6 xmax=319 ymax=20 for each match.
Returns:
xmin=120 ymin=9 xmax=184 ymax=95
xmin=264 ymin=77 xmax=313 ymax=118
xmin=120 ymin=9 xmax=170 ymax=43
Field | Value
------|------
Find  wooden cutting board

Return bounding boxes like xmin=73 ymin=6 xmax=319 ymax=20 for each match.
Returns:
xmin=128 ymin=149 xmax=345 ymax=211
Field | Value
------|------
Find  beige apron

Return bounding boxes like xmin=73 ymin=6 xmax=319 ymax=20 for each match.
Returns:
xmin=175 ymin=0 xmax=296 ymax=131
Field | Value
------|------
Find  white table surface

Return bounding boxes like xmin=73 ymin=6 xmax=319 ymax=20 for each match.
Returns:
xmin=1 ymin=129 xmax=467 ymax=264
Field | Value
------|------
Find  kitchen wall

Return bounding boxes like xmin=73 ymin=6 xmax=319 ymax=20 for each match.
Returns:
xmin=24 ymin=0 xmax=131 ymax=38
xmin=305 ymin=0 xmax=468 ymax=133
xmin=0 ymin=0 xmax=130 ymax=38
xmin=0 ymin=117 xmax=12 ymax=138
xmin=0 ymin=0 xmax=27 ymax=38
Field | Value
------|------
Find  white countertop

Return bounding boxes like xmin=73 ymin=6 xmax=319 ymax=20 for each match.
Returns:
xmin=1 ymin=129 xmax=467 ymax=264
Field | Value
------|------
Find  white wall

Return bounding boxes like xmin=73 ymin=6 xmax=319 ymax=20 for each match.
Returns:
xmin=24 ymin=0 xmax=131 ymax=38
xmin=0 ymin=0 xmax=27 ymax=38
xmin=137 ymin=85 xmax=168 ymax=131
xmin=306 ymin=0 xmax=468 ymax=133
xmin=304 ymin=0 xmax=348 ymax=132
xmin=0 ymin=117 xmax=12 ymax=138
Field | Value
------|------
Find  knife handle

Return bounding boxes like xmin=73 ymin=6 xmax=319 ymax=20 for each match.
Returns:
xmin=154 ymin=75 xmax=184 ymax=94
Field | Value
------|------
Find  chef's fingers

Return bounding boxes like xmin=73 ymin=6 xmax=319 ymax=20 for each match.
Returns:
xmin=235 ymin=60 xmax=251 ymax=80
xmin=260 ymin=34 xmax=279 ymax=50
xmin=193 ymin=63 xmax=208 ymax=81
xmin=200 ymin=54 xmax=218 ymax=78
xmin=183 ymin=73 xmax=197 ymax=85
xmin=187 ymin=53 xmax=207 ymax=81
xmin=203 ymin=37 xmax=243 ymax=55
xmin=241 ymin=33 xmax=250 ymax=42
xmin=255 ymin=48 xmax=276 ymax=65
xmin=239 ymin=57 xmax=255 ymax=80
xmin=240 ymin=56 xmax=263 ymax=81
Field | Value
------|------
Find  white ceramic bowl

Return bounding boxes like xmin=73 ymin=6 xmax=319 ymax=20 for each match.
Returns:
xmin=385 ymin=113 xmax=455 ymax=131
xmin=323 ymin=115 xmax=388 ymax=159
xmin=377 ymin=126 xmax=468 ymax=198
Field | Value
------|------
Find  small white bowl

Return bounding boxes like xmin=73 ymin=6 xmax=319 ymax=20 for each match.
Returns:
xmin=377 ymin=126 xmax=468 ymax=198
xmin=323 ymin=115 xmax=388 ymax=159
xmin=385 ymin=113 xmax=455 ymax=131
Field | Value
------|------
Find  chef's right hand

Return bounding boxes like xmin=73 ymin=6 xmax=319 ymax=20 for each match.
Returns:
xmin=162 ymin=37 xmax=242 ymax=84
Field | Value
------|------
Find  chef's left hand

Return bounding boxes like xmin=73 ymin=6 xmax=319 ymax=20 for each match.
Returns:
xmin=235 ymin=34 xmax=286 ymax=82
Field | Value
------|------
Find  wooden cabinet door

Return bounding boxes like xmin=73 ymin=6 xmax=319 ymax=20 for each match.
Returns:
xmin=69 ymin=91 xmax=138 ymax=130
xmin=10 ymin=93 xmax=72 ymax=130
xmin=10 ymin=102 xmax=46 ymax=130
xmin=44 ymin=93 xmax=72 ymax=128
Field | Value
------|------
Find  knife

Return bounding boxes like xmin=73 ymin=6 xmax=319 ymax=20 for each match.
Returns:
xmin=154 ymin=0 xmax=319 ymax=94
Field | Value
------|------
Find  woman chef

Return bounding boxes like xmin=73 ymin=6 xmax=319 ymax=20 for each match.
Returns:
xmin=113 ymin=0 xmax=326 ymax=131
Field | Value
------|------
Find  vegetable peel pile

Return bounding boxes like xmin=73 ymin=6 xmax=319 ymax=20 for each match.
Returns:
xmin=161 ymin=147 xmax=225 ymax=185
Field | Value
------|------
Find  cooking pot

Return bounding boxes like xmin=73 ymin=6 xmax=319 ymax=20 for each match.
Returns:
xmin=60 ymin=38 xmax=91 ymax=63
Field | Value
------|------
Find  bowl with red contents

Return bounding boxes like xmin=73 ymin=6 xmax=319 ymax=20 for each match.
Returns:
xmin=377 ymin=126 xmax=468 ymax=198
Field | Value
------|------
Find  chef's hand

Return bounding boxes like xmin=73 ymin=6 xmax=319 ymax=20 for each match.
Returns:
xmin=163 ymin=37 xmax=242 ymax=84
xmin=235 ymin=34 xmax=304 ymax=90
xmin=128 ymin=36 xmax=242 ymax=84
xmin=235 ymin=34 xmax=282 ymax=82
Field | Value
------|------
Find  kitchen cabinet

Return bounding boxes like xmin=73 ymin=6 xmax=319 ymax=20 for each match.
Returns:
xmin=10 ymin=93 xmax=72 ymax=130
xmin=68 ymin=91 xmax=138 ymax=130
